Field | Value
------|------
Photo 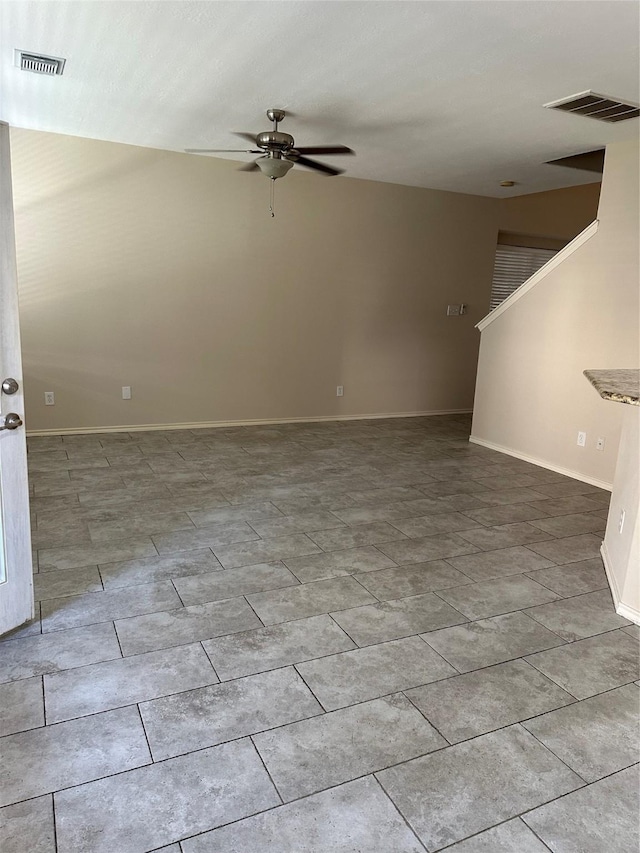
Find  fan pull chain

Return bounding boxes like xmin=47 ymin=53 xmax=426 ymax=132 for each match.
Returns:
xmin=269 ymin=178 xmax=275 ymax=218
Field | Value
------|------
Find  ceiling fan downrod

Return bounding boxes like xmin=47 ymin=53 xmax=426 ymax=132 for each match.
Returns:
xmin=266 ymin=108 xmax=285 ymax=130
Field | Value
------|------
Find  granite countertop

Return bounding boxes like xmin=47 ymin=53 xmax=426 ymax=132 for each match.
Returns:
xmin=584 ymin=369 xmax=640 ymax=406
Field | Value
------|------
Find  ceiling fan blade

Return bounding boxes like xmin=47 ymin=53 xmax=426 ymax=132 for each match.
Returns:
xmin=185 ymin=148 xmax=261 ymax=153
xmin=294 ymin=156 xmax=344 ymax=176
xmin=238 ymin=160 xmax=259 ymax=171
xmin=233 ymin=132 xmax=259 ymax=144
xmin=294 ymin=146 xmax=354 ymax=155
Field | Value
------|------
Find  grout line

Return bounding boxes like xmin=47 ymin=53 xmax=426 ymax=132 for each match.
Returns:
xmin=96 ymin=565 xmax=106 ymax=593
xmin=372 ymin=775 xmax=429 ymax=851
xmin=430 ymin=589 xmax=471 ymax=622
xmin=415 ymin=633 xmax=462 ymax=674
xmin=248 ymin=735 xmax=284 ymax=805
xmin=433 ymin=814 xmax=553 ymax=852
xmin=242 ymin=595 xmax=266 ymax=628
xmin=40 ymin=673 xmax=48 ymax=727
xmin=5 ymin=714 xmax=637 ymax=831
xmin=440 ymin=556 xmax=477 ymax=582
xmin=521 ymin=605 xmax=587 ymax=640
xmin=521 ymin=819 xmax=556 ymax=852
xmin=135 ymin=702 xmax=156 ymax=764
xmin=291 ymin=663 xmax=330 ymax=712
xmin=4 ymin=599 xmax=630 ymax=694
xmin=111 ymin=619 xmax=125 ymax=659
xmin=348 ymin=572 xmax=379 ymax=599
xmin=50 ymin=792 xmax=59 ymax=853
xmin=6 ymin=540 xmax=623 ymax=642
xmin=519 ymin=766 xmax=640 ymax=834
xmin=516 ymin=722 xmax=589 ymax=783
xmin=199 ymin=641 xmax=220 ymax=680
xmin=520 ymin=652 xmax=586 ymax=699
xmin=401 ymin=690 xmax=453 ymax=746
xmin=171 ymin=578 xmax=186 ymax=608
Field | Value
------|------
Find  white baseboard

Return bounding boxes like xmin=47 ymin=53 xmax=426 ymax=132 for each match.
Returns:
xmin=601 ymin=541 xmax=622 ymax=607
xmin=615 ymin=601 xmax=640 ymax=626
xmin=27 ymin=408 xmax=474 ymax=437
xmin=600 ymin=542 xmax=640 ymax=626
xmin=469 ymin=435 xmax=613 ymax=491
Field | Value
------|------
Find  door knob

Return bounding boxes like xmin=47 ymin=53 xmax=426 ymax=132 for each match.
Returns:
xmin=1 ymin=378 xmax=19 ymax=395
xmin=0 ymin=413 xmax=23 ymax=430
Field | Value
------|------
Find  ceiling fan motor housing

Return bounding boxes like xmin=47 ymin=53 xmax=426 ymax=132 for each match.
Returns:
xmin=185 ymin=107 xmax=351 ymax=177
xmin=256 ymin=131 xmax=294 ymax=151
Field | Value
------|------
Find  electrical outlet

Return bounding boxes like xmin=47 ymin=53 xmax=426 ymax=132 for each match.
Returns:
xmin=619 ymin=509 xmax=626 ymax=534
xmin=122 ymin=386 xmax=132 ymax=400
xmin=44 ymin=391 xmax=55 ymax=406
xmin=596 ymin=437 xmax=605 ymax=451
xmin=577 ymin=431 xmax=586 ymax=447
xmin=336 ymin=386 xmax=344 ymax=397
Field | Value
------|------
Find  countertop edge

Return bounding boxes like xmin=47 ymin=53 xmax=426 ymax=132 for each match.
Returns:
xmin=584 ymin=369 xmax=640 ymax=407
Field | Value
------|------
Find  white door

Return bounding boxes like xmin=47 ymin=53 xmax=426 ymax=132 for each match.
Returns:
xmin=0 ymin=121 xmax=33 ymax=636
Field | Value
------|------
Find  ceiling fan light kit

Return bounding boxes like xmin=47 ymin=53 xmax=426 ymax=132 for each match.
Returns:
xmin=186 ymin=108 xmax=355 ymax=216
xmin=256 ymin=156 xmax=295 ymax=180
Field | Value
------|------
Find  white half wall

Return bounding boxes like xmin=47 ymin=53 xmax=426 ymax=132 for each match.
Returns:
xmin=602 ymin=405 xmax=640 ymax=624
xmin=471 ymin=138 xmax=640 ymax=487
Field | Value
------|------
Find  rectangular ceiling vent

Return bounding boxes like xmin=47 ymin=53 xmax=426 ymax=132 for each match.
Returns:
xmin=15 ymin=50 xmax=66 ymax=76
xmin=544 ymin=91 xmax=639 ymax=123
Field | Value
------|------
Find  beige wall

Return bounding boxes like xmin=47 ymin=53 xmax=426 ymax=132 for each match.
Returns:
xmin=471 ymin=138 xmax=639 ymax=487
xmin=499 ymin=182 xmax=601 ymax=244
xmin=11 ymin=128 xmax=501 ymax=432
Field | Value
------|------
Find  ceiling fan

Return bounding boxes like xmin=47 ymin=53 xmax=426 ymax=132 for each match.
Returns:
xmin=185 ymin=108 xmax=354 ymax=180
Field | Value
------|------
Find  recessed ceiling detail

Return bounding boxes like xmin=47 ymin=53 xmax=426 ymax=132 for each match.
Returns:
xmin=546 ymin=149 xmax=605 ymax=174
xmin=15 ymin=49 xmax=65 ymax=76
xmin=544 ymin=91 xmax=639 ymax=123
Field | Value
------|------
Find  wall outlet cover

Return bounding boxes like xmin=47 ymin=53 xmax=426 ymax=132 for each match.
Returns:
xmin=44 ymin=391 xmax=55 ymax=406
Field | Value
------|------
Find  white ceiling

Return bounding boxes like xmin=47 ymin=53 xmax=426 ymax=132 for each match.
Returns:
xmin=1 ymin=1 xmax=638 ymax=197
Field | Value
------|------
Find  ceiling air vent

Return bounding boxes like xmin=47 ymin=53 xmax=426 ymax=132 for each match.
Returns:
xmin=15 ymin=50 xmax=66 ymax=76
xmin=544 ymin=91 xmax=639 ymax=123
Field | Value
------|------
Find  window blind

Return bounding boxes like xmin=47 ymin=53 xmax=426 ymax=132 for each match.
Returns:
xmin=489 ymin=245 xmax=557 ymax=311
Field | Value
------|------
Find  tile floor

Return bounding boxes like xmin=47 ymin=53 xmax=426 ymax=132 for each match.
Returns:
xmin=1 ymin=414 xmax=639 ymax=852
